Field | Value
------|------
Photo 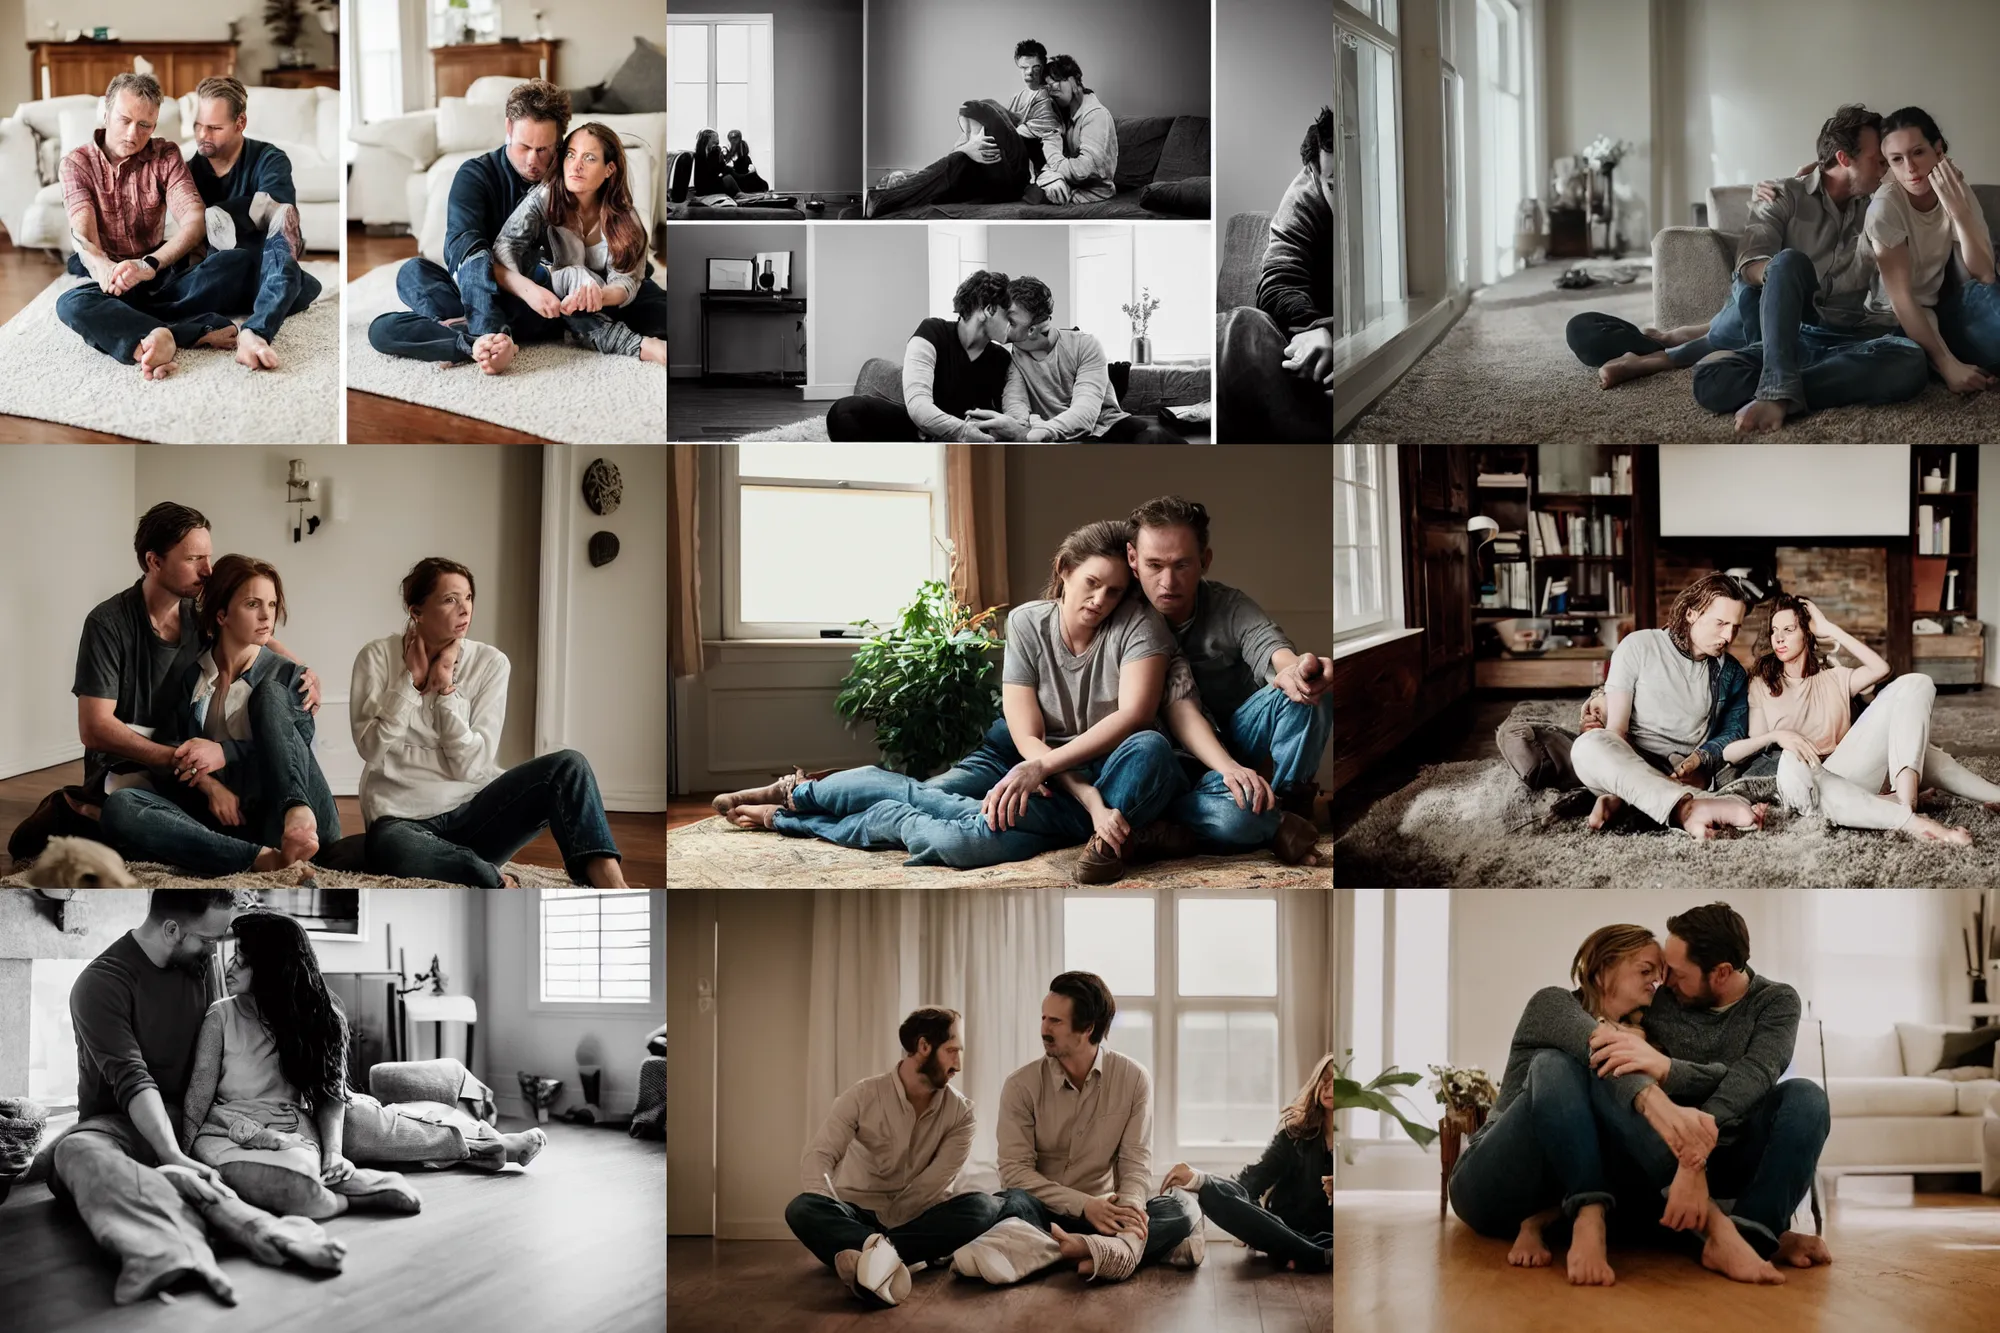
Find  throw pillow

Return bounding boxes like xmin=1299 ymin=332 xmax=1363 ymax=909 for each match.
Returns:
xmin=1163 ymin=400 xmax=1213 ymax=426
xmin=1107 ymin=360 xmax=1131 ymax=402
xmin=349 ymin=113 xmax=439 ymax=170
xmin=604 ymin=36 xmax=666 ymax=114
xmin=58 ymin=107 xmax=99 ymax=164
xmin=1935 ymin=1025 xmax=2000 ymax=1070
xmin=571 ymin=82 xmax=626 ymax=116
xmin=437 ymin=98 xmax=507 ymax=154
xmin=1140 ymin=176 xmax=1210 ymax=218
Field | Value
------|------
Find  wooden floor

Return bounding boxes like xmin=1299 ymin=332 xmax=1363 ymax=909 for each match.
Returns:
xmin=1 ymin=762 xmax=667 ymax=888
xmin=668 ymin=1234 xmax=1330 ymax=1333
xmin=668 ymin=382 xmax=824 ymax=440
xmin=0 ymin=1118 xmax=664 ymax=1333
xmin=1336 ymin=1189 xmax=2000 ymax=1333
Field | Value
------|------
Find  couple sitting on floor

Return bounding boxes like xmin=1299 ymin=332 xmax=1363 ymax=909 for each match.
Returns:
xmin=712 ymin=495 xmax=1332 ymax=882
xmin=6 ymin=502 xmax=627 ymax=886
xmin=1500 ymin=571 xmax=2000 ymax=842
xmin=1453 ymin=903 xmax=1830 ymax=1288
xmin=57 ymin=73 xmax=318 ymax=378
xmin=826 ymin=269 xmax=1188 ymax=442
xmin=864 ymin=40 xmax=1115 ymax=217
xmin=367 ymin=79 xmax=666 ymax=372
xmin=1568 ymin=103 xmax=2000 ymax=435
xmin=53 ymin=891 xmax=547 ymax=1305
xmin=689 ymin=127 xmax=768 ymax=196
xmin=785 ymin=974 xmax=1332 ymax=1308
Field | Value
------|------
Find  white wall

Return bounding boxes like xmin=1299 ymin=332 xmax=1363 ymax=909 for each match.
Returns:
xmin=1542 ymin=0 xmax=1652 ymax=253
xmin=0 ymin=447 xmax=136 ymax=781
xmin=311 ymin=888 xmax=484 ymax=1077
xmin=988 ymin=223 xmax=1072 ymax=328
xmin=21 ymin=2 xmax=335 ymax=99
xmin=496 ymin=0 xmax=658 ymax=98
xmin=1217 ymin=0 xmax=1325 ymax=228
xmin=807 ymin=223 xmax=930 ymax=397
xmin=714 ymin=889 xmax=814 ymax=1238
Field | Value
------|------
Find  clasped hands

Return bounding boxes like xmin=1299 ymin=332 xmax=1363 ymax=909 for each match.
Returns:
xmin=403 ymin=625 xmax=463 ymax=697
xmin=1080 ymin=1193 xmax=1148 ymax=1239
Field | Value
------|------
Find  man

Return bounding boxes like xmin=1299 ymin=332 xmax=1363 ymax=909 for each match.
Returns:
xmin=1582 ymin=903 xmax=1832 ymax=1283
xmin=367 ymin=80 xmax=571 ymax=374
xmin=863 ymin=39 xmax=1066 ymax=217
xmin=1218 ymin=106 xmax=1333 ymax=443
xmin=1565 ymin=104 xmax=1928 ymax=435
xmin=954 ymin=972 xmax=1199 ymax=1285
xmin=53 ymin=890 xmax=549 ymax=1305
xmin=56 ymin=73 xmax=255 ymax=379
xmin=784 ymin=1008 xmax=1003 ymax=1308
xmin=1125 ymin=496 xmax=1331 ymax=858
xmin=1568 ymin=572 xmax=1769 ymax=840
xmin=973 ymin=275 xmax=1188 ymax=442
xmin=825 ymin=269 xmax=1015 ymax=441
xmin=1025 ymin=55 xmax=1117 ymax=207
xmin=5 ymin=503 xmax=321 ymax=865
xmin=186 ymin=76 xmax=320 ymax=371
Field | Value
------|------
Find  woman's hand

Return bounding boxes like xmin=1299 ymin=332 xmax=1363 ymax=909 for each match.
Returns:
xmin=982 ymin=758 xmax=1051 ymax=831
xmin=562 ymin=282 xmax=606 ymax=315
xmin=1932 ymin=157 xmax=1979 ymax=224
xmin=524 ymin=285 xmax=564 ymax=320
xmin=1322 ymin=1173 xmax=1334 ymax=1203
xmin=1086 ymin=800 xmax=1132 ymax=857
xmin=1770 ymin=728 xmax=1822 ymax=769
xmin=1215 ymin=760 xmax=1273 ymax=813
xmin=429 ymin=640 xmax=462 ymax=697
xmin=319 ymin=1150 xmax=356 ymax=1185
xmin=174 ymin=737 xmax=227 ymax=785
xmin=1160 ymin=1162 xmax=1197 ymax=1192
xmin=1942 ymin=357 xmax=1997 ymax=395
xmin=201 ymin=778 xmax=245 ymax=828
xmin=1799 ymin=597 xmax=1837 ymax=639
xmin=957 ymin=130 xmax=1001 ymax=164
xmin=403 ymin=625 xmax=432 ymax=691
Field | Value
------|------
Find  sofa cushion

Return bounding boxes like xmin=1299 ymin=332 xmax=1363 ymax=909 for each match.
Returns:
xmin=438 ymin=98 xmax=506 ymax=154
xmin=602 ymin=36 xmax=666 ymax=114
xmin=1937 ymin=1026 xmax=2000 ymax=1071
xmin=1113 ymin=115 xmax=1175 ymax=191
xmin=58 ymin=108 xmax=99 ymax=163
xmin=350 ymin=111 xmax=439 ymax=170
xmin=1140 ymin=175 xmax=1208 ymax=217
xmin=1897 ymin=1023 xmax=1959 ymax=1078
xmin=243 ymin=87 xmax=322 ymax=154
xmin=12 ymin=94 xmax=98 ymax=143
xmin=1958 ymin=1078 xmax=2000 ymax=1115
xmin=1825 ymin=1075 xmax=1959 ymax=1116
xmin=854 ymin=356 xmax=903 ymax=402
xmin=1124 ymin=363 xmax=1212 ymax=416
xmin=1218 ymin=211 xmax=1273 ymax=311
xmin=1155 ymin=116 xmax=1208 ymax=183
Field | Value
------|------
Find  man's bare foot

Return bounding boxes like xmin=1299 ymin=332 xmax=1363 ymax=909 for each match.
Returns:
xmin=1773 ymin=1231 xmax=1832 ymax=1268
xmin=639 ymin=336 xmax=667 ymax=365
xmin=711 ymin=770 xmax=807 ymax=816
xmin=1050 ymin=1223 xmax=1093 ymax=1276
xmin=1734 ymin=399 xmax=1788 ymax=435
xmin=251 ymin=846 xmax=285 ymax=872
xmin=1904 ymin=812 xmax=1972 ymax=844
xmin=235 ymin=327 xmax=280 ymax=370
xmin=1566 ymin=1205 xmax=1615 ymax=1286
xmin=136 ymin=328 xmax=178 ymax=379
xmin=724 ymin=803 xmax=780 ymax=829
xmin=473 ymin=332 xmax=517 ymax=374
xmin=1700 ymin=1207 xmax=1785 ymax=1284
xmin=279 ymin=806 xmax=320 ymax=866
xmin=1678 ymin=796 xmax=1765 ymax=840
xmin=1600 ymin=351 xmax=1671 ymax=388
xmin=196 ymin=324 xmax=239 ymax=351
xmin=1509 ymin=1210 xmax=1555 ymax=1267
xmin=1588 ymin=793 xmax=1624 ymax=830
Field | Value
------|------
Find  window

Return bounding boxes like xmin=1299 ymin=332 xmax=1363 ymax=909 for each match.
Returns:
xmin=428 ymin=0 xmax=498 ymax=48
xmin=1073 ymin=224 xmax=1213 ymax=363
xmin=538 ymin=890 xmax=655 ymax=1005
xmin=28 ymin=960 xmax=88 ymax=1108
xmin=669 ymin=14 xmax=777 ymax=186
xmin=1477 ymin=0 xmax=1527 ymax=284
xmin=1335 ymin=443 xmax=1398 ymax=642
xmin=1335 ymin=19 xmax=1405 ymax=341
xmin=1341 ymin=889 xmax=1450 ymax=1140
xmin=1443 ymin=63 xmax=1467 ymax=293
xmin=722 ymin=444 xmax=950 ymax=639
xmin=1339 ymin=0 xmax=1400 ymax=33
xmin=1811 ymin=890 xmax=1948 ymax=1030
xmin=351 ymin=0 xmax=405 ymax=131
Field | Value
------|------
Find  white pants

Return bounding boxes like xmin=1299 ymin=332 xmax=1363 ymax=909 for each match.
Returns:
xmin=1569 ymin=728 xmax=1700 ymax=825
xmin=1775 ymin=672 xmax=2000 ymax=830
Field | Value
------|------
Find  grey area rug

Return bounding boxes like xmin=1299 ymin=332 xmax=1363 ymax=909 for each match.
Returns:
xmin=1336 ymin=698 xmax=2000 ymax=888
xmin=729 ymin=416 xmax=830 ymax=441
xmin=667 ymin=815 xmax=1333 ymax=889
xmin=345 ymin=262 xmax=667 ymax=443
xmin=1341 ymin=261 xmax=2000 ymax=443
xmin=0 ymin=263 xmax=339 ymax=443
xmin=0 ymin=860 xmax=572 ymax=889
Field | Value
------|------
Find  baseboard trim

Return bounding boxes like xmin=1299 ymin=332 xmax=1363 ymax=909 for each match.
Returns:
xmin=800 ymin=382 xmax=848 ymax=401
xmin=1334 ymin=293 xmax=1466 ymax=436
xmin=603 ymin=785 xmax=668 ymax=812
xmin=0 ymin=741 xmax=84 ymax=785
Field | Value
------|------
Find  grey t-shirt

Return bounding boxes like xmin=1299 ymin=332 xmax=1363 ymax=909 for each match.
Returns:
xmin=1003 ymin=597 xmax=1175 ymax=745
xmin=1605 ymin=628 xmax=1712 ymax=758
xmin=73 ymin=580 xmax=203 ymax=797
xmin=1168 ymin=580 xmax=1295 ymax=723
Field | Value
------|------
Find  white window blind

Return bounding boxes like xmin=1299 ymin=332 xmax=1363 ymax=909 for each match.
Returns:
xmin=540 ymin=890 xmax=653 ymax=1002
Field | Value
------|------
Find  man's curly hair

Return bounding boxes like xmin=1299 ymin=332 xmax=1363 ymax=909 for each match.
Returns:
xmin=1007 ymin=275 xmax=1054 ymax=324
xmin=952 ymin=269 xmax=1012 ymax=319
xmin=1303 ymin=106 xmax=1334 ymax=170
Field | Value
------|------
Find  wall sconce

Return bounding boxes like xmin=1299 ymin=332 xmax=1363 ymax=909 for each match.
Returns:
xmin=287 ymin=459 xmax=353 ymax=542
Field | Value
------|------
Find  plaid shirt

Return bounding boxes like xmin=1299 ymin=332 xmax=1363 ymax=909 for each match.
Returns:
xmin=60 ymin=132 xmax=203 ymax=263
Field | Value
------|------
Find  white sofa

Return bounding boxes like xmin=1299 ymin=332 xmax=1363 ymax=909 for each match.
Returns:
xmin=1792 ymin=1021 xmax=2000 ymax=1195
xmin=348 ymin=75 xmax=663 ymax=265
xmin=0 ymin=86 xmax=340 ymax=255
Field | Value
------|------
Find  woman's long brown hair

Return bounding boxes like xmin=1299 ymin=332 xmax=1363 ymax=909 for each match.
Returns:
xmin=1041 ymin=519 xmax=1135 ymax=603
xmin=1280 ymin=1051 xmax=1335 ymax=1141
xmin=550 ymin=123 xmax=646 ymax=275
xmin=1753 ymin=593 xmax=1822 ymax=699
xmin=1571 ymin=924 xmax=1659 ymax=1020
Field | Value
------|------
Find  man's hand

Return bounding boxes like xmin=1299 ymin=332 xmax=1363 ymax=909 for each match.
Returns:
xmin=1085 ymin=799 xmax=1132 ymax=856
xmin=1082 ymin=1195 xmax=1148 ymax=1238
xmin=524 ymin=285 xmax=564 ymax=320
xmin=403 ymin=624 xmax=433 ymax=691
xmin=1642 ymin=1093 xmax=1719 ymax=1166
xmin=965 ymin=408 xmax=1028 ymax=441
xmin=1579 ymin=692 xmax=1607 ymax=732
xmin=174 ymin=738 xmax=228 ymax=784
xmin=955 ymin=419 xmax=997 ymax=443
xmin=1282 ymin=327 xmax=1335 ymax=385
xmin=1274 ymin=654 xmax=1332 ymax=704
xmin=319 ymin=1150 xmax=356 ymax=1185
xmin=200 ymin=777 xmax=245 ymax=828
xmin=296 ymin=665 xmax=321 ymax=714
xmin=1160 ymin=1163 xmax=1197 ymax=1192
xmin=958 ymin=131 xmax=1001 ymax=165
xmin=982 ymin=758 xmax=1052 ymax=831
xmin=1942 ymin=358 xmax=1997 ymax=395
xmin=1662 ymin=1164 xmax=1711 ymax=1232
xmin=107 ymin=258 xmax=152 ymax=296
xmin=1670 ymin=751 xmax=1707 ymax=787
xmin=1589 ymin=1024 xmax=1671 ymax=1080
xmin=157 ymin=1158 xmax=233 ymax=1206
xmin=1215 ymin=761 xmax=1274 ymax=813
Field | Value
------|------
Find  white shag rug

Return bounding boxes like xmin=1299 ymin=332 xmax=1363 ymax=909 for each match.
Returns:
xmin=0 ymin=263 xmax=339 ymax=443
xmin=346 ymin=261 xmax=667 ymax=443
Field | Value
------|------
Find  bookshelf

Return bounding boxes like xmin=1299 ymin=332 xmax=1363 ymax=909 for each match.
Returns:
xmin=1910 ymin=447 xmax=1983 ymax=686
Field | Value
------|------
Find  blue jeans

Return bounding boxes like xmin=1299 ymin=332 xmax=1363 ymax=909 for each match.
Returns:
xmin=1196 ymin=1176 xmax=1331 ymax=1269
xmin=364 ymin=749 xmax=619 ymax=885
xmin=367 ymin=253 xmax=564 ymax=363
xmin=241 ymin=229 xmax=320 ymax=343
xmin=1168 ymin=684 xmax=1333 ymax=851
xmin=778 ymin=728 xmax=1189 ymax=868
xmin=1448 ymin=1050 xmax=1616 ymax=1237
xmin=1566 ymin=275 xmax=1760 ymax=370
xmin=994 ymin=1187 xmax=1195 ymax=1270
xmin=56 ymin=250 xmax=251 ymax=364
xmin=784 ymin=1191 xmax=1005 ymax=1268
xmin=1935 ymin=275 xmax=2000 ymax=370
xmin=1691 ymin=248 xmax=1928 ymax=413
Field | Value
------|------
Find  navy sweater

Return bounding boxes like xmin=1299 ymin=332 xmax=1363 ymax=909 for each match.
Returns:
xmin=445 ymin=146 xmax=536 ymax=275
xmin=189 ymin=138 xmax=297 ymax=208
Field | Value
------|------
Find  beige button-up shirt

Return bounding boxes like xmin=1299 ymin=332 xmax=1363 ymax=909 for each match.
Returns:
xmin=798 ymin=1067 xmax=974 ymax=1229
xmin=1736 ymin=167 xmax=1895 ymax=332
xmin=997 ymin=1045 xmax=1153 ymax=1214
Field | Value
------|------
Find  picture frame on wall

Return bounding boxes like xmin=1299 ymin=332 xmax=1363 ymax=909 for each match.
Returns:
xmin=707 ymin=258 xmax=755 ymax=292
xmin=254 ymin=889 xmax=367 ymax=941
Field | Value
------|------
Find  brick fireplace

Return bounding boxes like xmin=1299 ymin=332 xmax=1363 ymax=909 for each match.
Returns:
xmin=1655 ymin=543 xmax=1896 ymax=673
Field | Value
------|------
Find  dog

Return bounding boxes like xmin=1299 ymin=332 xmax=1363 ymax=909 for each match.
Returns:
xmin=26 ymin=837 xmax=138 ymax=887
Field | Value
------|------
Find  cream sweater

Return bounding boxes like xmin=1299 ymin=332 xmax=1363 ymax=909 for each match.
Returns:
xmin=350 ymin=633 xmax=509 ymax=824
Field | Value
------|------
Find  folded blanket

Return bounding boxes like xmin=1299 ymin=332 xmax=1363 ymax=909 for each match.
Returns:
xmin=369 ymin=1059 xmax=497 ymax=1124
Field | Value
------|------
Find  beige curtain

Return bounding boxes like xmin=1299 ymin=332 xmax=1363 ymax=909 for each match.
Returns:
xmin=669 ymin=445 xmax=702 ymax=679
xmin=946 ymin=444 xmax=1010 ymax=617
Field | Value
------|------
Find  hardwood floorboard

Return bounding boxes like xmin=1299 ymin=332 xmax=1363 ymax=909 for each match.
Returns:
xmin=0 ymin=1118 xmax=664 ymax=1333
xmin=668 ymin=383 xmax=825 ymax=439
xmin=667 ymin=1234 xmax=1330 ymax=1333
xmin=0 ymin=762 xmax=666 ymax=887
xmin=1336 ymin=1188 xmax=2000 ymax=1333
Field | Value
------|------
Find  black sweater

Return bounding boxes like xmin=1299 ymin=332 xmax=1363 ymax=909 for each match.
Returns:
xmin=911 ymin=316 xmax=1011 ymax=417
xmin=72 ymin=932 xmax=213 ymax=1120
xmin=1221 ymin=1127 xmax=1333 ymax=1235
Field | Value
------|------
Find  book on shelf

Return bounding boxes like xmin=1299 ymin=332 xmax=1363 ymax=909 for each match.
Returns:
xmin=1949 ymin=451 xmax=1960 ymax=492
xmin=1919 ymin=503 xmax=1934 ymax=553
xmin=1477 ymin=471 xmax=1528 ymax=487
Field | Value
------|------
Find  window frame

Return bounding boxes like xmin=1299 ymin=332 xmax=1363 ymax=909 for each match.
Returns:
xmin=1335 ymin=888 xmax=1451 ymax=1146
xmin=1334 ymin=8 xmax=1407 ymax=347
xmin=1334 ymin=443 xmax=1399 ymax=643
xmin=719 ymin=443 xmax=952 ymax=640
xmin=1476 ymin=0 xmax=1529 ymax=285
xmin=526 ymin=889 xmax=666 ymax=1019
xmin=668 ymin=13 xmax=779 ymax=187
xmin=1069 ymin=223 xmax=1215 ymax=366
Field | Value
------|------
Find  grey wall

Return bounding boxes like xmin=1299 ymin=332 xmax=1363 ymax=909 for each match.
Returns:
xmin=866 ymin=0 xmax=1210 ymax=176
xmin=988 ymin=225 xmax=1071 ymax=327
xmin=812 ymin=225 xmax=930 ymax=391
xmin=692 ymin=0 xmax=864 ymax=193
xmin=1217 ymin=0 xmax=1331 ymax=228
xmin=666 ymin=223 xmax=811 ymax=379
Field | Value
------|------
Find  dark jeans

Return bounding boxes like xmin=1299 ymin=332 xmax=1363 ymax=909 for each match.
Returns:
xmin=1216 ymin=306 xmax=1332 ymax=442
xmin=1168 ymin=684 xmax=1335 ymax=851
xmin=561 ymin=277 xmax=669 ymax=357
xmin=994 ymin=1187 xmax=1195 ymax=1270
xmin=364 ymin=749 xmax=620 ymax=886
xmin=1448 ymin=1050 xmax=1616 ymax=1237
xmin=1934 ymin=274 xmax=2000 ymax=369
xmin=367 ymin=252 xmax=565 ymax=363
xmin=1566 ymin=274 xmax=1760 ymax=370
xmin=871 ymin=100 xmax=1032 ymax=214
xmin=1096 ymin=413 xmax=1188 ymax=443
xmin=56 ymin=250 xmax=250 ymax=363
xmin=785 ymin=1191 xmax=1005 ymax=1268
xmin=827 ymin=393 xmax=928 ymax=440
xmin=779 ymin=727 xmax=1189 ymax=868
xmin=99 ymin=679 xmax=340 ymax=876
xmin=1196 ymin=1177 xmax=1331 ymax=1269
xmin=204 ymin=200 xmax=322 ymax=342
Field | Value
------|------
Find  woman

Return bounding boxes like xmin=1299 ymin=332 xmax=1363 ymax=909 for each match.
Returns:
xmin=724 ymin=130 xmax=768 ymax=193
xmin=1724 ymin=594 xmax=1996 ymax=841
xmin=1160 ymin=1053 xmax=1333 ymax=1272
xmin=826 ymin=269 xmax=1015 ymax=441
xmin=711 ymin=520 xmax=1191 ymax=881
xmin=493 ymin=122 xmax=666 ymax=364
xmin=350 ymin=557 xmax=629 ymax=887
xmin=692 ymin=128 xmax=739 ymax=196
xmin=1868 ymin=107 xmax=2000 ymax=395
xmin=101 ymin=554 xmax=339 ymax=876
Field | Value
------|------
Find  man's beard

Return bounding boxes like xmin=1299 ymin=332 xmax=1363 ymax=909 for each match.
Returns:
xmin=172 ymin=949 xmax=211 ymax=976
xmin=919 ymin=1052 xmax=952 ymax=1088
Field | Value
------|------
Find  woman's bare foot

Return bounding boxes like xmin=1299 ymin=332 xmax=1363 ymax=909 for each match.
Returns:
xmin=196 ymin=324 xmax=239 ymax=351
xmin=1509 ymin=1210 xmax=1556 ymax=1267
xmin=1588 ymin=793 xmax=1624 ymax=830
xmin=136 ymin=328 xmax=178 ymax=379
xmin=639 ymin=336 xmax=667 ymax=365
xmin=280 ymin=806 xmax=320 ymax=865
xmin=725 ymin=803 xmax=781 ymax=829
xmin=711 ymin=769 xmax=807 ymax=816
xmin=1904 ymin=812 xmax=1971 ymax=844
xmin=1599 ymin=351 xmax=1672 ymax=388
xmin=1643 ymin=322 xmax=1710 ymax=347
xmin=1734 ymin=399 xmax=1787 ymax=435
xmin=1678 ymin=796 xmax=1765 ymax=840
xmin=235 ymin=327 xmax=280 ymax=370
xmin=1774 ymin=1231 xmax=1833 ymax=1268
xmin=473 ymin=332 xmax=517 ymax=374
xmin=1700 ymin=1206 xmax=1786 ymax=1284
xmin=1566 ymin=1204 xmax=1615 ymax=1286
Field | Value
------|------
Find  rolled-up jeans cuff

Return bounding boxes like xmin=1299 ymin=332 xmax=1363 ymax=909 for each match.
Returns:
xmin=1665 ymin=337 xmax=1713 ymax=368
xmin=1564 ymin=1190 xmax=1616 ymax=1221
xmin=1727 ymin=1210 xmax=1779 ymax=1258
xmin=1755 ymin=378 xmax=1803 ymax=409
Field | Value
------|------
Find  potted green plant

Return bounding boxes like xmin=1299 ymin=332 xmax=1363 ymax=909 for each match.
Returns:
xmin=834 ymin=539 xmax=1005 ymax=778
xmin=1331 ymin=1048 xmax=1439 ymax=1181
xmin=264 ymin=0 xmax=307 ymax=65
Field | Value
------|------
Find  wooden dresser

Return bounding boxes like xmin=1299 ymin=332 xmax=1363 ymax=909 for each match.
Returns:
xmin=29 ymin=40 xmax=239 ymax=101
xmin=261 ymin=67 xmax=340 ymax=90
xmin=431 ymin=39 xmax=560 ymax=100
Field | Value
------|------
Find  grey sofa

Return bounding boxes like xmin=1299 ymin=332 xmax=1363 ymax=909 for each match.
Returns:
xmin=850 ymin=351 xmax=1211 ymax=440
xmin=1218 ymin=211 xmax=1273 ymax=312
xmin=1653 ymin=182 xmax=2000 ymax=329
